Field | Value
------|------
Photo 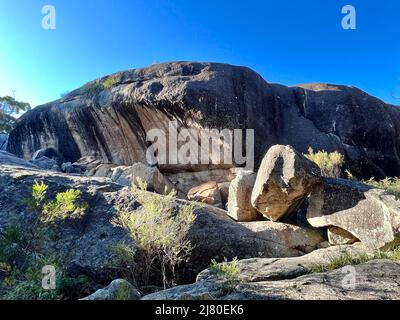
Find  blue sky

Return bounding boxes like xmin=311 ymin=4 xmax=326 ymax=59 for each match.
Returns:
xmin=0 ymin=0 xmax=399 ymax=107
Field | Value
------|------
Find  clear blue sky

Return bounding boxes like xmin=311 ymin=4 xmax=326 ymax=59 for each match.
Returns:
xmin=0 ymin=0 xmax=399 ymax=107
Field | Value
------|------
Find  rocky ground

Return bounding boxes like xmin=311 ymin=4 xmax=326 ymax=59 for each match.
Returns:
xmin=1 ymin=144 xmax=400 ymax=300
xmin=143 ymin=246 xmax=400 ymax=300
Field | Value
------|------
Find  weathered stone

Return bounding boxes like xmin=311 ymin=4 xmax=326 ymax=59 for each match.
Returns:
xmin=0 ymin=151 xmax=40 ymax=169
xmin=328 ymin=226 xmax=359 ymax=245
xmin=251 ymin=145 xmax=321 ymax=221
xmin=227 ymin=170 xmax=262 ymax=221
xmin=80 ymin=279 xmax=140 ymax=300
xmin=307 ymin=177 xmax=400 ymax=250
xmin=30 ymin=156 xmax=60 ymax=171
xmin=143 ymin=244 xmax=400 ymax=301
xmin=61 ymin=162 xmax=84 ymax=174
xmin=196 ymin=244 xmax=369 ymax=283
xmin=114 ymin=163 xmax=177 ymax=195
xmin=110 ymin=166 xmax=129 ymax=181
xmin=166 ymin=168 xmax=238 ymax=195
xmin=239 ymin=221 xmax=325 ymax=254
xmin=224 ymin=260 xmax=400 ymax=300
xmin=91 ymin=163 xmax=116 ymax=178
xmin=74 ymin=156 xmax=102 ymax=172
xmin=32 ymin=147 xmax=63 ymax=164
xmin=187 ymin=181 xmax=222 ymax=207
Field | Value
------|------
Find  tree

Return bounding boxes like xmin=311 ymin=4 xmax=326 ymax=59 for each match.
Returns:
xmin=0 ymin=96 xmax=31 ymax=133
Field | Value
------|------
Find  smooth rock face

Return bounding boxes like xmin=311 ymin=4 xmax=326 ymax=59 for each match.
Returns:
xmin=196 ymin=244 xmax=369 ymax=283
xmin=251 ymin=145 xmax=321 ymax=222
xmin=307 ymin=177 xmax=400 ymax=250
xmin=239 ymin=221 xmax=325 ymax=254
xmin=187 ymin=181 xmax=222 ymax=207
xmin=89 ymin=163 xmax=117 ymax=178
xmin=0 ymin=133 xmax=8 ymax=150
xmin=74 ymin=156 xmax=102 ymax=172
xmin=0 ymin=151 xmax=40 ymax=169
xmin=80 ymin=279 xmax=140 ymax=300
xmin=227 ymin=170 xmax=262 ymax=221
xmin=7 ymin=62 xmax=400 ymax=179
xmin=224 ymin=260 xmax=400 ymax=300
xmin=143 ymin=245 xmax=400 ymax=301
xmin=0 ymin=166 xmax=322 ymax=283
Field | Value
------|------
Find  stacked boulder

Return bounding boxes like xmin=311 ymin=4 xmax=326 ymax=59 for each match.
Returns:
xmin=208 ymin=144 xmax=400 ymax=251
xmin=250 ymin=145 xmax=321 ymax=221
xmin=307 ymin=177 xmax=400 ymax=249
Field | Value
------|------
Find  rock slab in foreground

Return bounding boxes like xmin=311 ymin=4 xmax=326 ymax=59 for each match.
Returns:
xmin=0 ymin=151 xmax=40 ymax=169
xmin=142 ymin=244 xmax=400 ymax=300
xmin=251 ymin=145 xmax=321 ymax=221
xmin=307 ymin=177 xmax=400 ymax=250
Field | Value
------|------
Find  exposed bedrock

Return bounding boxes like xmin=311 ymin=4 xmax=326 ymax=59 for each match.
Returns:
xmin=7 ymin=62 xmax=400 ymax=179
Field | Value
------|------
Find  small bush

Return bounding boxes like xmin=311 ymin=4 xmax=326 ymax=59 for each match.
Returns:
xmin=0 ymin=181 xmax=90 ymax=300
xmin=25 ymin=180 xmax=87 ymax=225
xmin=110 ymin=243 xmax=137 ymax=286
xmin=364 ymin=177 xmax=400 ymax=198
xmin=390 ymin=246 xmax=400 ymax=260
xmin=111 ymin=178 xmax=197 ymax=289
xmin=103 ymin=77 xmax=118 ymax=89
xmin=305 ymin=148 xmax=345 ymax=178
xmin=1 ymin=254 xmax=91 ymax=300
xmin=209 ymin=257 xmax=240 ymax=293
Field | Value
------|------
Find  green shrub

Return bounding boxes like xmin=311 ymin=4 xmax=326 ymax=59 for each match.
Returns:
xmin=25 ymin=180 xmax=87 ymax=225
xmin=80 ymin=77 xmax=118 ymax=96
xmin=103 ymin=77 xmax=118 ymax=89
xmin=0 ymin=181 xmax=90 ymax=300
xmin=390 ymin=246 xmax=400 ymax=260
xmin=111 ymin=178 xmax=197 ymax=289
xmin=209 ymin=257 xmax=240 ymax=293
xmin=110 ymin=243 xmax=137 ymax=286
xmin=305 ymin=148 xmax=345 ymax=177
xmin=1 ymin=254 xmax=91 ymax=300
